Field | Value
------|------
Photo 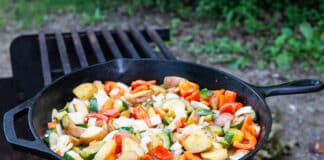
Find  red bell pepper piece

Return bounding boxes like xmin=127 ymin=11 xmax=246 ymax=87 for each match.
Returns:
xmin=113 ymin=134 xmax=122 ymax=154
xmin=219 ymin=102 xmax=243 ymax=114
xmin=47 ymin=122 xmax=57 ymax=129
xmin=85 ymin=113 xmax=109 ymax=122
xmin=103 ymin=108 xmax=120 ymax=118
xmin=175 ymin=117 xmax=186 ymax=129
xmin=141 ymin=155 xmax=153 ymax=160
xmin=185 ymin=90 xmax=200 ymax=101
xmin=149 ymin=145 xmax=174 ymax=160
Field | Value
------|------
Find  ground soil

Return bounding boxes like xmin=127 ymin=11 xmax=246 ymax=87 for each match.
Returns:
xmin=0 ymin=10 xmax=323 ymax=159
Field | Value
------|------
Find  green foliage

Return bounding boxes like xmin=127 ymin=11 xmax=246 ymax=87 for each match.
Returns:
xmin=0 ymin=0 xmax=323 ymax=72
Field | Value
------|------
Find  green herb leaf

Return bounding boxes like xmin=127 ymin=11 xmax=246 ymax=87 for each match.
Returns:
xmin=299 ymin=22 xmax=313 ymax=40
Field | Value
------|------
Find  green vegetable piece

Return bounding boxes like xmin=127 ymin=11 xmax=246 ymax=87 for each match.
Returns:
xmin=231 ymin=120 xmax=244 ymax=129
xmin=63 ymin=152 xmax=75 ymax=160
xmin=89 ymin=97 xmax=98 ymax=113
xmin=114 ymin=99 xmax=129 ymax=111
xmin=42 ymin=129 xmax=52 ymax=145
xmin=162 ymin=116 xmax=172 ymax=125
xmin=208 ymin=125 xmax=224 ymax=136
xmin=205 ymin=114 xmax=214 ymax=121
xmin=250 ymin=110 xmax=257 ymax=121
xmin=60 ymin=118 xmax=65 ymax=129
xmin=200 ymin=88 xmax=213 ymax=99
xmin=82 ymin=153 xmax=95 ymax=160
xmin=224 ymin=133 xmax=234 ymax=145
xmin=59 ymin=102 xmax=70 ymax=112
xmin=77 ymin=124 xmax=88 ymax=128
xmin=80 ymin=141 xmax=104 ymax=160
xmin=161 ymin=129 xmax=172 ymax=149
xmin=119 ymin=127 xmax=134 ymax=134
xmin=122 ymin=100 xmax=129 ymax=109
xmin=219 ymin=140 xmax=231 ymax=148
xmin=196 ymin=108 xmax=213 ymax=116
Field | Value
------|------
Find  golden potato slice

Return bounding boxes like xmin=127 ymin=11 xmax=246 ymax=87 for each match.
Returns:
xmin=93 ymin=139 xmax=116 ymax=160
xmin=122 ymin=138 xmax=145 ymax=157
xmin=117 ymin=151 xmax=140 ymax=160
xmin=80 ymin=126 xmax=108 ymax=144
xmin=183 ymin=130 xmax=212 ymax=153
xmin=72 ymin=83 xmax=97 ymax=100
xmin=201 ymin=148 xmax=228 ymax=160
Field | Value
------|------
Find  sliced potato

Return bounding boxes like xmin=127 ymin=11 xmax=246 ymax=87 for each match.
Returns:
xmin=148 ymin=134 xmax=163 ymax=150
xmin=69 ymin=136 xmax=80 ymax=146
xmin=149 ymin=85 xmax=166 ymax=95
xmin=61 ymin=114 xmax=86 ymax=138
xmin=80 ymin=126 xmax=108 ymax=144
xmin=80 ymin=141 xmax=104 ymax=159
xmin=163 ymin=76 xmax=187 ymax=88
xmin=122 ymin=138 xmax=145 ymax=157
xmin=74 ymin=101 xmax=89 ymax=114
xmin=93 ymin=139 xmax=116 ymax=160
xmin=201 ymin=148 xmax=228 ymax=160
xmin=93 ymin=80 xmax=104 ymax=90
xmin=73 ymin=83 xmax=97 ymax=100
xmin=117 ymin=151 xmax=140 ymax=160
xmin=183 ymin=130 xmax=212 ymax=153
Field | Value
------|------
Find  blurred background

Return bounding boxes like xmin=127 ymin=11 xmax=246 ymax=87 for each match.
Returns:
xmin=0 ymin=0 xmax=323 ymax=159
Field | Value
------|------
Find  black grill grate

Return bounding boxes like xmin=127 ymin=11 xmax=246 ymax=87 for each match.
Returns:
xmin=10 ymin=23 xmax=174 ymax=100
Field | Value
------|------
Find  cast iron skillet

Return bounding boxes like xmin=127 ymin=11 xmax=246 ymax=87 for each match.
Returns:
xmin=3 ymin=59 xmax=323 ymax=159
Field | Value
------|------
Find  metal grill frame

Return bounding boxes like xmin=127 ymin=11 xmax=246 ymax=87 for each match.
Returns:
xmin=10 ymin=24 xmax=174 ymax=100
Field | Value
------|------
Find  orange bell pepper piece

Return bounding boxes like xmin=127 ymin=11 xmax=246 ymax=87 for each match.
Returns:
xmin=178 ymin=134 xmax=190 ymax=145
xmin=132 ymin=85 xmax=149 ymax=93
xmin=131 ymin=80 xmax=156 ymax=88
xmin=233 ymin=131 xmax=257 ymax=150
xmin=148 ymin=146 xmax=174 ymax=160
xmin=133 ymin=105 xmax=152 ymax=127
xmin=174 ymin=155 xmax=185 ymax=160
xmin=224 ymin=90 xmax=237 ymax=103
xmin=184 ymin=151 xmax=202 ymax=160
xmin=179 ymin=81 xmax=199 ymax=97
xmin=104 ymin=81 xmax=118 ymax=93
xmin=100 ymin=99 xmax=114 ymax=113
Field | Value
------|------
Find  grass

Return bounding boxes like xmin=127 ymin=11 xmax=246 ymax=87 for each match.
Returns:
xmin=0 ymin=0 xmax=323 ymax=73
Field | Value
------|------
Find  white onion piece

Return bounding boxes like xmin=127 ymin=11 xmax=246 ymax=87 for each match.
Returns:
xmin=234 ymin=106 xmax=253 ymax=116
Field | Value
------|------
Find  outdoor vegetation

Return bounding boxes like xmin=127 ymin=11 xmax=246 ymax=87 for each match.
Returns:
xmin=0 ymin=0 xmax=323 ymax=72
xmin=0 ymin=0 xmax=323 ymax=159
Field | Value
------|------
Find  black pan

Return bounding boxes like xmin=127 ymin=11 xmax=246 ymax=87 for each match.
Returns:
xmin=3 ymin=59 xmax=323 ymax=159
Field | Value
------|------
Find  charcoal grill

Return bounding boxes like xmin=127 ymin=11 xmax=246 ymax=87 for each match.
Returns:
xmin=0 ymin=23 xmax=174 ymax=159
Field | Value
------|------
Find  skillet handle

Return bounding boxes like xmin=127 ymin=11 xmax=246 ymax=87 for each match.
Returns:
xmin=255 ymin=79 xmax=323 ymax=97
xmin=3 ymin=98 xmax=48 ymax=153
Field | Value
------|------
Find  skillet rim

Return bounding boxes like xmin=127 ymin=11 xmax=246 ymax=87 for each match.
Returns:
xmin=29 ymin=58 xmax=272 ymax=160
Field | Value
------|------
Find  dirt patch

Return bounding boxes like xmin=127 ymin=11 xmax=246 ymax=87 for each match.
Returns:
xmin=0 ymin=10 xmax=323 ymax=159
